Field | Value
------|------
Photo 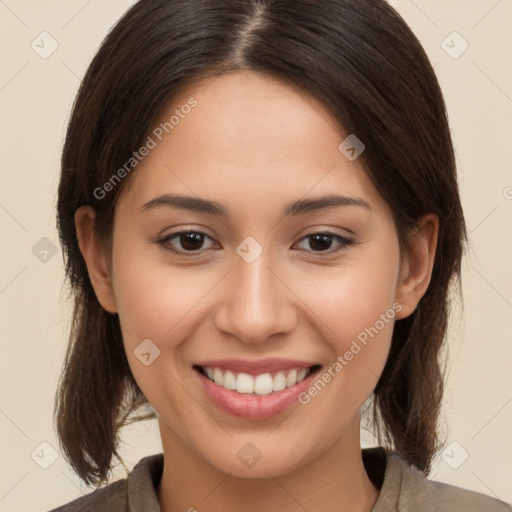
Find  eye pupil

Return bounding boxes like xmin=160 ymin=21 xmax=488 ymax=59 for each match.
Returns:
xmin=180 ymin=232 xmax=204 ymax=251
xmin=309 ymin=234 xmax=332 ymax=251
xmin=159 ymin=230 xmax=349 ymax=256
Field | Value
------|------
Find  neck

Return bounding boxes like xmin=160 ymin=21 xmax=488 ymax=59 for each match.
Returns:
xmin=156 ymin=416 xmax=380 ymax=512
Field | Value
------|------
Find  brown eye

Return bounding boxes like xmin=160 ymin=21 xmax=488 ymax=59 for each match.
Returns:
xmin=156 ymin=230 xmax=353 ymax=257
xmin=158 ymin=230 xmax=217 ymax=254
xmin=295 ymin=232 xmax=353 ymax=254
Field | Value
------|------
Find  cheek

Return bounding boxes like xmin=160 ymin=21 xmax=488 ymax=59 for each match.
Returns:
xmin=110 ymin=233 xmax=214 ymax=343
xmin=292 ymin=242 xmax=400 ymax=406
xmin=112 ymin=231 xmax=400 ymax=344
xmin=112 ymin=227 xmax=400 ymax=370
xmin=110 ymin=248 xmax=209 ymax=411
xmin=295 ymin=241 xmax=399 ymax=339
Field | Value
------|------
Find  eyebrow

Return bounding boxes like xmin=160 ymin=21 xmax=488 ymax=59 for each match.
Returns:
xmin=141 ymin=193 xmax=372 ymax=217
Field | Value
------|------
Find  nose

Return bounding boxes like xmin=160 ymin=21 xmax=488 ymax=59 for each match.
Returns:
xmin=213 ymin=249 xmax=298 ymax=345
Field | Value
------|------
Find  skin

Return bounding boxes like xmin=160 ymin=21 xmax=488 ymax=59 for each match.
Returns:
xmin=75 ymin=70 xmax=438 ymax=512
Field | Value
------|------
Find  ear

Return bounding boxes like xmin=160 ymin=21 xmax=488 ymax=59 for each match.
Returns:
xmin=394 ymin=213 xmax=439 ymax=320
xmin=74 ymin=206 xmax=118 ymax=314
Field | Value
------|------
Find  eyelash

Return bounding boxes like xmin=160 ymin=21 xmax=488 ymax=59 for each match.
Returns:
xmin=155 ymin=230 xmax=354 ymax=257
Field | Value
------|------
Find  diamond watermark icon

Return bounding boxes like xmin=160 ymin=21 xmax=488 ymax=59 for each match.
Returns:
xmin=32 ymin=236 xmax=58 ymax=263
xmin=237 ymin=442 xmax=262 ymax=468
xmin=134 ymin=338 xmax=161 ymax=366
xmin=31 ymin=31 xmax=59 ymax=59
xmin=441 ymin=31 xmax=469 ymax=59
xmin=31 ymin=441 xmax=59 ymax=469
xmin=338 ymin=134 xmax=365 ymax=161
xmin=236 ymin=236 xmax=263 ymax=264
xmin=441 ymin=441 xmax=469 ymax=469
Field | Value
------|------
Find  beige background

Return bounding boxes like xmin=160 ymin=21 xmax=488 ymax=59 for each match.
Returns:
xmin=0 ymin=1 xmax=511 ymax=510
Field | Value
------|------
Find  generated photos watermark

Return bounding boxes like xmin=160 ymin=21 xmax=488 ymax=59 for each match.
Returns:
xmin=298 ymin=302 xmax=403 ymax=405
xmin=93 ymin=97 xmax=198 ymax=200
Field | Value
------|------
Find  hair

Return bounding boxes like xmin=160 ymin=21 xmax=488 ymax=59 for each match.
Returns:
xmin=55 ymin=0 xmax=468 ymax=487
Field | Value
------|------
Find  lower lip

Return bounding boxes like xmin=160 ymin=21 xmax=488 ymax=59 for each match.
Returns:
xmin=194 ymin=367 xmax=320 ymax=421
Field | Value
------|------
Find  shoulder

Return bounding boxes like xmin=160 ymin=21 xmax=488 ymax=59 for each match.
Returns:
xmin=47 ymin=453 xmax=164 ymax=512
xmin=389 ymin=452 xmax=512 ymax=512
xmin=426 ymin=478 xmax=512 ymax=512
xmin=47 ymin=478 xmax=127 ymax=512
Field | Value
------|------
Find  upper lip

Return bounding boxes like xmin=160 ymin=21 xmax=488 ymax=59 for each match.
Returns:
xmin=194 ymin=358 xmax=320 ymax=375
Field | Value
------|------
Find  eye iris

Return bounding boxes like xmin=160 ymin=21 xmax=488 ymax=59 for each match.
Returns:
xmin=309 ymin=234 xmax=332 ymax=251
xmin=169 ymin=232 xmax=341 ymax=253
xmin=180 ymin=232 xmax=204 ymax=251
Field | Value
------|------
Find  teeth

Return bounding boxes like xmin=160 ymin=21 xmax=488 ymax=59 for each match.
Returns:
xmin=297 ymin=368 xmax=308 ymax=382
xmin=213 ymin=368 xmax=223 ymax=386
xmin=254 ymin=374 xmax=273 ymax=395
xmin=236 ymin=373 xmax=254 ymax=393
xmin=272 ymin=371 xmax=286 ymax=391
xmin=286 ymin=369 xmax=297 ymax=387
xmin=201 ymin=366 xmax=313 ymax=395
xmin=223 ymin=370 xmax=237 ymax=390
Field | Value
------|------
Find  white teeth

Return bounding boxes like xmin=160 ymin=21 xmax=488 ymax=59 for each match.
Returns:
xmin=272 ymin=371 xmax=286 ymax=391
xmin=254 ymin=374 xmax=273 ymax=395
xmin=236 ymin=373 xmax=254 ymax=393
xmin=223 ymin=370 xmax=237 ymax=390
xmin=213 ymin=368 xmax=223 ymax=386
xmin=286 ymin=369 xmax=297 ymax=387
xmin=297 ymin=368 xmax=308 ymax=382
xmin=201 ymin=366 xmax=314 ymax=395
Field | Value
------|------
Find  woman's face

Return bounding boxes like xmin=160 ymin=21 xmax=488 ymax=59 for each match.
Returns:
xmin=86 ymin=70 xmax=430 ymax=478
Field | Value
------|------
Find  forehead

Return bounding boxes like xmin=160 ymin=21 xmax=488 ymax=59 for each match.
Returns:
xmin=118 ymin=71 xmax=387 ymax=217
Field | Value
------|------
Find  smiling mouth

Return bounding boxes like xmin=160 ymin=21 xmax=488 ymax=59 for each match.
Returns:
xmin=193 ymin=364 xmax=322 ymax=395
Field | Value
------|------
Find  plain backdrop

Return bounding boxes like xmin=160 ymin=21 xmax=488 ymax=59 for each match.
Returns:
xmin=0 ymin=1 xmax=511 ymax=510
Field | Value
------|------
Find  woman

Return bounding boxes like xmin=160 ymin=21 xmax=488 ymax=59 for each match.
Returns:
xmin=50 ymin=0 xmax=512 ymax=510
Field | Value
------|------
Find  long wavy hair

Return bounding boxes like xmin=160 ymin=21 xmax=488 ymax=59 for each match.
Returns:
xmin=55 ymin=0 xmax=468 ymax=487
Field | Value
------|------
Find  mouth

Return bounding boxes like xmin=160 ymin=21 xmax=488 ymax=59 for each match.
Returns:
xmin=193 ymin=364 xmax=322 ymax=395
xmin=192 ymin=362 xmax=322 ymax=420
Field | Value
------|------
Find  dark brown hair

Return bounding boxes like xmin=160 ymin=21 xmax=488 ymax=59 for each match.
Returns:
xmin=55 ymin=0 xmax=467 ymax=486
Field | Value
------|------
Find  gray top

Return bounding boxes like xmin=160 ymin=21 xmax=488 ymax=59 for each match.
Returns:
xmin=49 ymin=447 xmax=512 ymax=511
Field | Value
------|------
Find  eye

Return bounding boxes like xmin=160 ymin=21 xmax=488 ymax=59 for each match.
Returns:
xmin=156 ymin=230 xmax=218 ymax=255
xmin=155 ymin=229 xmax=353 ymax=256
xmin=294 ymin=231 xmax=353 ymax=254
